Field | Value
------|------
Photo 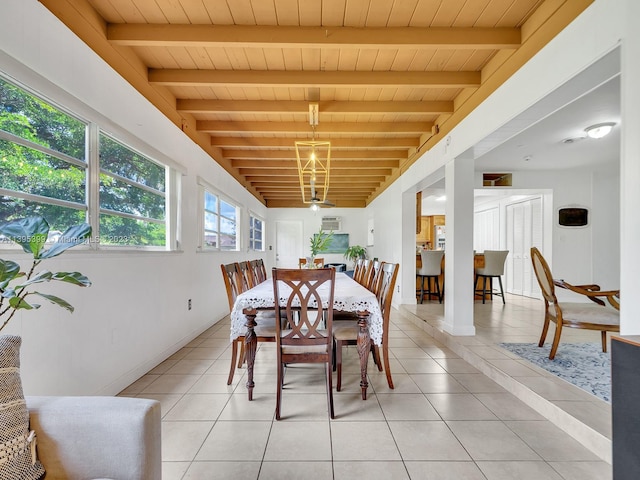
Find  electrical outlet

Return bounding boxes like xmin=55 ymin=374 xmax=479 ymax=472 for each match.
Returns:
xmin=188 ymin=299 xmax=192 ymax=310
xmin=397 ymin=285 xmax=400 ymax=293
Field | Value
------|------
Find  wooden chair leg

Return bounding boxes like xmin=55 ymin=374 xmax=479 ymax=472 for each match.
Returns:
xmin=482 ymin=276 xmax=488 ymax=304
xmin=237 ymin=340 xmax=246 ymax=368
xmin=538 ymin=316 xmax=550 ymax=348
xmin=336 ymin=343 xmax=342 ymax=391
xmin=601 ymin=331 xmax=608 ymax=353
xmin=420 ymin=276 xmax=425 ymax=303
xmin=326 ymin=361 xmax=335 ymax=419
xmin=227 ymin=338 xmax=239 ymax=385
xmin=435 ymin=277 xmax=442 ymax=303
xmin=382 ymin=341 xmax=394 ymax=389
xmin=372 ymin=344 xmax=383 ymax=371
xmin=549 ymin=321 xmax=563 ymax=359
xmin=276 ymin=360 xmax=284 ymax=420
xmin=497 ymin=276 xmax=505 ymax=304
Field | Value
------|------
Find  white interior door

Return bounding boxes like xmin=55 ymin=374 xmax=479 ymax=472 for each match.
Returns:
xmin=275 ymin=220 xmax=303 ymax=268
xmin=506 ymin=197 xmax=543 ymax=298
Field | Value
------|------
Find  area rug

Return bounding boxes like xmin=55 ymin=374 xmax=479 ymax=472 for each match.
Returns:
xmin=498 ymin=342 xmax=611 ymax=402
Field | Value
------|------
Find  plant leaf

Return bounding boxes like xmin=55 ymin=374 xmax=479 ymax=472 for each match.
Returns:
xmin=0 ymin=217 xmax=49 ymax=257
xmin=9 ymin=296 xmax=40 ymax=310
xmin=0 ymin=259 xmax=21 ymax=288
xmin=2 ymin=287 xmax=17 ymax=299
xmin=52 ymin=271 xmax=92 ymax=287
xmin=17 ymin=270 xmax=53 ymax=287
xmin=40 ymin=223 xmax=92 ymax=259
xmin=32 ymin=292 xmax=74 ymax=312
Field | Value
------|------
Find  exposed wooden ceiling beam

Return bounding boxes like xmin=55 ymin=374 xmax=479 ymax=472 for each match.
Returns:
xmin=150 ymin=69 xmax=480 ymax=88
xmin=239 ymin=168 xmax=392 ymax=176
xmin=246 ymin=176 xmax=384 ymax=183
xmin=251 ymin=181 xmax=380 ymax=188
xmin=200 ymin=121 xmax=432 ymax=134
xmin=227 ymin=151 xmax=405 ymax=160
xmin=232 ymin=159 xmax=398 ymax=169
xmin=107 ymin=24 xmax=521 ymax=49
xmin=177 ymin=99 xmax=454 ymax=115
xmin=266 ymin=199 xmax=365 ymax=208
xmin=211 ymin=136 xmax=420 ymax=149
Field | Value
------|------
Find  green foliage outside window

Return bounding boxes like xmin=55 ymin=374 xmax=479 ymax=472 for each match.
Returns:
xmin=0 ymin=75 xmax=167 ymax=246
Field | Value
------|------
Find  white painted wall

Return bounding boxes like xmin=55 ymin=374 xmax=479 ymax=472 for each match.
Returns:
xmin=0 ymin=1 xmax=267 ymax=395
xmin=265 ymin=208 xmax=368 ymax=270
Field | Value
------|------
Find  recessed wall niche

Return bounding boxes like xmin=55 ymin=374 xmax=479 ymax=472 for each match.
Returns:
xmin=483 ymin=173 xmax=513 ymax=187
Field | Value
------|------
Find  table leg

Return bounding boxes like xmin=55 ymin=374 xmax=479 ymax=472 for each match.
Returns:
xmin=243 ymin=308 xmax=258 ymax=401
xmin=356 ymin=310 xmax=371 ymax=400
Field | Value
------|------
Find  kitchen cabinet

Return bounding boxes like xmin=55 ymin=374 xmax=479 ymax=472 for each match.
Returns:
xmin=433 ymin=215 xmax=446 ymax=226
xmin=416 ymin=216 xmax=432 ymax=244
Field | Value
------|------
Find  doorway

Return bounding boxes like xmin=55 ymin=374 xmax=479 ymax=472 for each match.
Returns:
xmin=275 ymin=220 xmax=303 ymax=268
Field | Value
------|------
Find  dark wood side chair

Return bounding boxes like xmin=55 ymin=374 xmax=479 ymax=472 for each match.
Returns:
xmin=237 ymin=260 xmax=256 ymax=290
xmin=249 ymin=259 xmax=266 ymax=284
xmin=272 ymin=267 xmax=336 ymax=420
xmin=334 ymin=262 xmax=399 ymax=391
xmin=530 ymin=247 xmax=620 ymax=359
xmin=221 ymin=263 xmax=276 ymax=385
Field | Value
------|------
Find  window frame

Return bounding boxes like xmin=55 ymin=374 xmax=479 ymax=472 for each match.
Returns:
xmin=0 ymin=70 xmax=182 ymax=252
xmin=248 ymin=211 xmax=265 ymax=252
xmin=198 ymin=178 xmax=241 ymax=252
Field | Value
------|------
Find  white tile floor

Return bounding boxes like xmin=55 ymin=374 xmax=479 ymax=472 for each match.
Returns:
xmin=119 ymin=294 xmax=613 ymax=479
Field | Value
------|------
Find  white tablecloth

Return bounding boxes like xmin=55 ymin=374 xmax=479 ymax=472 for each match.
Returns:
xmin=230 ymin=272 xmax=383 ymax=345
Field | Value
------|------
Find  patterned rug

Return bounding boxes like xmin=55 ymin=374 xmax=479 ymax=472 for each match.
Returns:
xmin=498 ymin=342 xmax=611 ymax=402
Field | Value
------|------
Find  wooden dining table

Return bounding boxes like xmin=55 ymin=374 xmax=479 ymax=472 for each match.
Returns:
xmin=230 ymin=271 xmax=383 ymax=401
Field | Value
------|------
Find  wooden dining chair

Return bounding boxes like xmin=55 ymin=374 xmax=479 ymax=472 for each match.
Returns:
xmin=334 ymin=262 xmax=399 ymax=391
xmin=256 ymin=258 xmax=267 ymax=282
xmin=221 ymin=263 xmax=277 ymax=385
xmin=272 ymin=267 xmax=336 ymax=420
xmin=354 ymin=259 xmax=371 ymax=285
xmin=530 ymin=247 xmax=620 ymax=359
xmin=237 ymin=260 xmax=255 ymax=290
xmin=249 ymin=259 xmax=265 ymax=284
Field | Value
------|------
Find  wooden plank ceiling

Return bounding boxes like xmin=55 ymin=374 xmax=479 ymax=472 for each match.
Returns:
xmin=40 ymin=0 xmax=591 ymax=208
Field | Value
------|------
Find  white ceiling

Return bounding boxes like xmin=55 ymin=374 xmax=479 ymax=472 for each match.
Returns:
xmin=422 ymin=72 xmax=620 ymax=215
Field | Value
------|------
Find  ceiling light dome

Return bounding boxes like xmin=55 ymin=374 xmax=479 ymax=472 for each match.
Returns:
xmin=585 ymin=122 xmax=616 ymax=139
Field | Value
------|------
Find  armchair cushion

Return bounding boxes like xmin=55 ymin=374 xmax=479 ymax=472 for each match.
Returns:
xmin=26 ymin=396 xmax=161 ymax=480
xmin=0 ymin=335 xmax=46 ymax=480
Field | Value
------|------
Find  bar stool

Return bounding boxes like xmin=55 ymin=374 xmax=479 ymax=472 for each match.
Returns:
xmin=416 ymin=250 xmax=444 ymax=303
xmin=474 ymin=250 xmax=509 ymax=304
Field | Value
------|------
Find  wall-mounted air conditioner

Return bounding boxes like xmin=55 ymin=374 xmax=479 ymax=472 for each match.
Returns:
xmin=321 ymin=216 xmax=341 ymax=232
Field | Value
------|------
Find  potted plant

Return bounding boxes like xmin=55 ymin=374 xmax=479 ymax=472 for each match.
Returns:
xmin=0 ymin=216 xmax=92 ymax=332
xmin=344 ymin=245 xmax=367 ymax=270
xmin=307 ymin=228 xmax=334 ymax=267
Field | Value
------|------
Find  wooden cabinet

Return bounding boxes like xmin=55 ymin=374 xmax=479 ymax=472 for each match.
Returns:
xmin=433 ymin=215 xmax=445 ymax=226
xmin=416 ymin=215 xmax=445 ymax=245
xmin=416 ymin=216 xmax=432 ymax=244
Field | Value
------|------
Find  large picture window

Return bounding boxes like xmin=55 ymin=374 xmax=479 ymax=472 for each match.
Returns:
xmin=202 ymin=186 xmax=239 ymax=251
xmin=0 ymin=76 xmax=87 ymax=233
xmin=0 ymin=74 xmax=174 ymax=249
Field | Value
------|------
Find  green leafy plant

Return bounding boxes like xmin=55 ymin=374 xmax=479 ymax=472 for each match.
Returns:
xmin=309 ymin=228 xmax=334 ymax=257
xmin=0 ymin=216 xmax=92 ymax=332
xmin=344 ymin=245 xmax=367 ymax=269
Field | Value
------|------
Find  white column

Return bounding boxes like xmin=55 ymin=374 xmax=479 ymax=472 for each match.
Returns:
xmin=442 ymin=153 xmax=476 ymax=336
xmin=401 ymin=188 xmax=418 ymax=304
xmin=620 ymin=0 xmax=640 ymax=334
